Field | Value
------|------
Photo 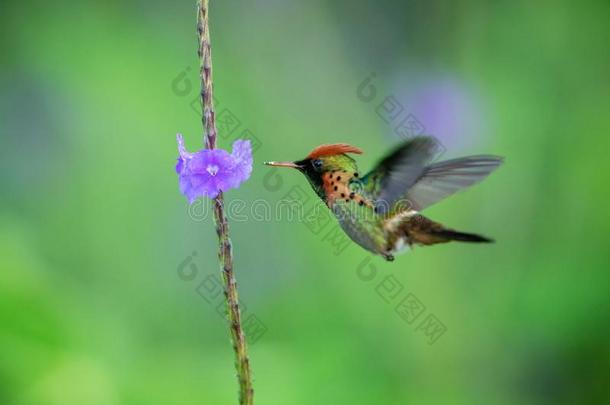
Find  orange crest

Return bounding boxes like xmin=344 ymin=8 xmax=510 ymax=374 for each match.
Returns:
xmin=307 ymin=143 xmax=363 ymax=159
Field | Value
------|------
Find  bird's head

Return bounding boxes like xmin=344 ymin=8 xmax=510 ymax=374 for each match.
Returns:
xmin=265 ymin=143 xmax=363 ymax=198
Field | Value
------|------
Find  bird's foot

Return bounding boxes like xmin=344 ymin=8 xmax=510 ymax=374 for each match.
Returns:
xmin=383 ymin=254 xmax=395 ymax=262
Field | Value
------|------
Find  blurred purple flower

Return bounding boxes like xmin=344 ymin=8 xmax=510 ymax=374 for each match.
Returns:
xmin=397 ymin=77 xmax=486 ymax=152
xmin=176 ymin=134 xmax=253 ymax=203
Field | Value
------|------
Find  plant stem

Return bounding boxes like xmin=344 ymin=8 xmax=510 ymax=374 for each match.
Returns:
xmin=197 ymin=1 xmax=254 ymax=404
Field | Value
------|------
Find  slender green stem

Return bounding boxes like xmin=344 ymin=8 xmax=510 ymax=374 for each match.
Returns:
xmin=197 ymin=1 xmax=254 ymax=403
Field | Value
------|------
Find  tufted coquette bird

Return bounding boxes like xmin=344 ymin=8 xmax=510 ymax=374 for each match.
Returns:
xmin=265 ymin=137 xmax=503 ymax=261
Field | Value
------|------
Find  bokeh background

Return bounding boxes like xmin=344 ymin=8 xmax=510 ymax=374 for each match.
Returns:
xmin=2 ymin=0 xmax=610 ymax=404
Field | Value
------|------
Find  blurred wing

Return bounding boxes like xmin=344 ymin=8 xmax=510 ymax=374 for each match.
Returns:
xmin=404 ymin=155 xmax=504 ymax=211
xmin=361 ymin=137 xmax=442 ymax=214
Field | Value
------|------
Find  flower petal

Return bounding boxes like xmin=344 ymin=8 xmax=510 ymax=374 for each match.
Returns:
xmin=176 ymin=133 xmax=194 ymax=175
xmin=176 ymin=133 xmax=191 ymax=159
xmin=230 ymin=139 xmax=253 ymax=184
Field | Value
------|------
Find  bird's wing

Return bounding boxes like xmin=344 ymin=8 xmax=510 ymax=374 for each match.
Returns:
xmin=403 ymin=155 xmax=503 ymax=211
xmin=361 ymin=137 xmax=503 ymax=213
xmin=361 ymin=137 xmax=442 ymax=214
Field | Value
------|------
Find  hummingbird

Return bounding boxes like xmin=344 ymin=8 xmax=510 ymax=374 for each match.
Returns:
xmin=265 ymin=137 xmax=503 ymax=261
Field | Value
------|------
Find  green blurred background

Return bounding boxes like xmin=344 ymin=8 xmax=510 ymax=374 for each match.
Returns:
xmin=2 ymin=0 xmax=609 ymax=404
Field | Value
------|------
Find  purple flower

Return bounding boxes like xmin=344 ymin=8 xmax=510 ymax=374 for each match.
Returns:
xmin=176 ymin=134 xmax=253 ymax=203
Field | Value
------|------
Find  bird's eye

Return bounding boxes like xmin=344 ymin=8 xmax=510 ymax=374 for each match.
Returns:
xmin=312 ymin=159 xmax=323 ymax=171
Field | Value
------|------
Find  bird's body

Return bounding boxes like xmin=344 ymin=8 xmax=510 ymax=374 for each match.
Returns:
xmin=266 ymin=137 xmax=503 ymax=261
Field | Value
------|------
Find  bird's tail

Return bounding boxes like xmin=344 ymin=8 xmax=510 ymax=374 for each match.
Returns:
xmin=403 ymin=214 xmax=494 ymax=245
xmin=431 ymin=229 xmax=493 ymax=243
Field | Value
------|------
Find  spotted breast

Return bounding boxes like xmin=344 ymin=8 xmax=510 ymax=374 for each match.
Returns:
xmin=321 ymin=171 xmax=372 ymax=208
